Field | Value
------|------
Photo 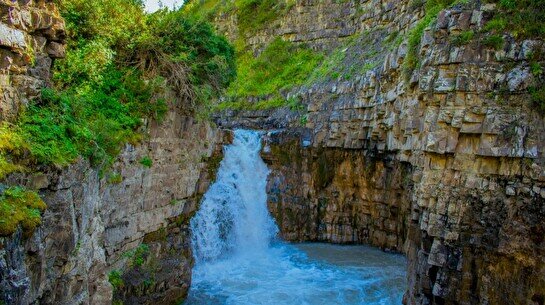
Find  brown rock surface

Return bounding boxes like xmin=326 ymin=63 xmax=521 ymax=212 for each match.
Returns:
xmin=215 ymin=1 xmax=545 ymax=304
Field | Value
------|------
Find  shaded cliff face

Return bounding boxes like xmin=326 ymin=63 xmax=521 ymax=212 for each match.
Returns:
xmin=0 ymin=2 xmax=226 ymax=304
xmin=0 ymin=101 xmax=224 ymax=305
xmin=262 ymin=130 xmax=412 ymax=251
xmin=214 ymin=0 xmax=545 ymax=304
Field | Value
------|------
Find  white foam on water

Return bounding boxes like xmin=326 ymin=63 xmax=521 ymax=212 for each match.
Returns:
xmin=188 ymin=129 xmax=406 ymax=305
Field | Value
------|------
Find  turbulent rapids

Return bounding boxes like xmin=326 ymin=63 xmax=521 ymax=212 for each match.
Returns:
xmin=187 ymin=130 xmax=406 ymax=305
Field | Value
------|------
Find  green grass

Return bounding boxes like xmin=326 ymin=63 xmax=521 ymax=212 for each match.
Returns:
xmin=184 ymin=0 xmax=296 ymax=36
xmin=451 ymin=30 xmax=475 ymax=46
xmin=139 ymin=156 xmax=153 ymax=168
xmin=123 ymin=243 xmax=150 ymax=267
xmin=482 ymin=34 xmax=504 ymax=50
xmin=0 ymin=186 xmax=46 ymax=236
xmin=227 ymin=38 xmax=323 ymax=99
xmin=107 ymin=172 xmax=123 ymax=184
xmin=483 ymin=0 xmax=545 ymax=39
xmin=108 ymin=270 xmax=124 ymax=290
xmin=403 ymin=0 xmax=464 ymax=79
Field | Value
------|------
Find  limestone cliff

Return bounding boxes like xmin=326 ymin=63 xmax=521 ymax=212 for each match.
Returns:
xmin=0 ymin=1 xmax=225 ymax=304
xmin=213 ymin=0 xmax=545 ymax=304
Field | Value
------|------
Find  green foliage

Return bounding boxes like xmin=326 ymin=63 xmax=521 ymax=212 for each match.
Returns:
xmin=107 ymin=172 xmax=123 ymax=184
xmin=530 ymin=86 xmax=545 ymax=113
xmin=482 ymin=34 xmax=504 ymax=50
xmin=227 ymin=38 xmax=323 ymax=99
xmin=139 ymin=156 xmax=153 ymax=168
xmin=483 ymin=0 xmax=545 ymax=39
xmin=19 ymin=69 xmax=166 ymax=168
xmin=60 ymin=0 xmax=146 ymax=46
xmin=403 ymin=0 xmax=459 ymax=79
xmin=234 ymin=0 xmax=296 ymax=36
xmin=108 ymin=270 xmax=124 ymax=290
xmin=123 ymin=243 xmax=150 ymax=267
xmin=132 ymin=10 xmax=236 ymax=110
xmin=0 ymin=123 xmax=27 ymax=179
xmin=451 ymin=30 xmax=475 ymax=46
xmin=0 ymin=0 xmax=233 ymax=177
xmin=0 ymin=186 xmax=46 ymax=236
xmin=184 ymin=0 xmax=295 ymax=36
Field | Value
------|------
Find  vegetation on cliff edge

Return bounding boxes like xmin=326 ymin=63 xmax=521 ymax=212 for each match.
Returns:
xmin=0 ymin=0 xmax=235 ymax=237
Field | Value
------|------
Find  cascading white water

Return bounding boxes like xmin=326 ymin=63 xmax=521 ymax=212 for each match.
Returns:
xmin=187 ymin=129 xmax=406 ymax=305
xmin=191 ymin=130 xmax=278 ymax=261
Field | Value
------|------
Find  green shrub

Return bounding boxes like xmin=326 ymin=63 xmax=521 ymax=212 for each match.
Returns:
xmin=132 ymin=11 xmax=236 ymax=110
xmin=108 ymin=270 xmax=124 ymax=290
xmin=123 ymin=243 xmax=150 ymax=267
xmin=139 ymin=156 xmax=153 ymax=168
xmin=0 ymin=186 xmax=46 ymax=236
xmin=108 ymin=172 xmax=123 ymax=184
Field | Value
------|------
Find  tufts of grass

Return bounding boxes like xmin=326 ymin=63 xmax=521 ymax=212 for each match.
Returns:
xmin=482 ymin=34 xmax=504 ymax=50
xmin=227 ymin=38 xmax=323 ymax=99
xmin=139 ymin=156 xmax=153 ymax=168
xmin=107 ymin=172 xmax=123 ymax=184
xmin=482 ymin=0 xmax=545 ymax=39
xmin=108 ymin=270 xmax=124 ymax=290
xmin=0 ymin=186 xmax=47 ymax=237
xmin=451 ymin=30 xmax=475 ymax=46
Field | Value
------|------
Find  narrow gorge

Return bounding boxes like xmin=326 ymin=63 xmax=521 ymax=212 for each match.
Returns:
xmin=1 ymin=0 xmax=544 ymax=305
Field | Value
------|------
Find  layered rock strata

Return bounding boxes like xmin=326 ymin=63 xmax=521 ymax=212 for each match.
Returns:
xmin=0 ymin=1 xmax=225 ymax=304
xmin=0 ymin=0 xmax=65 ymax=121
xmin=215 ymin=1 xmax=545 ymax=304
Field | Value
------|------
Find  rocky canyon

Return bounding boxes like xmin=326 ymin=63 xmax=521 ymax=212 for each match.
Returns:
xmin=1 ymin=0 xmax=545 ymax=305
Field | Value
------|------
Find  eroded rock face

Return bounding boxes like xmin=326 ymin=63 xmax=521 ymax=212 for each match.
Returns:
xmin=215 ymin=1 xmax=545 ymax=304
xmin=0 ymin=0 xmax=65 ymax=121
xmin=0 ymin=2 xmax=229 ymax=304
xmin=0 ymin=107 xmax=224 ymax=305
xmin=262 ymin=130 xmax=412 ymax=251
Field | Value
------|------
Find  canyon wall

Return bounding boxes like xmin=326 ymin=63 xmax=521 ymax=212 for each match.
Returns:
xmin=0 ymin=1 xmax=224 ymax=304
xmin=1 ymin=112 xmax=222 ymax=305
xmin=215 ymin=0 xmax=545 ymax=304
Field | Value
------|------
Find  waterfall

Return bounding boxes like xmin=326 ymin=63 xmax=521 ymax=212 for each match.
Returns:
xmin=186 ymin=129 xmax=406 ymax=305
xmin=191 ymin=129 xmax=278 ymax=262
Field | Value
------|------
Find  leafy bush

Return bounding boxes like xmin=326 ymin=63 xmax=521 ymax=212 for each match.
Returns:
xmin=0 ymin=186 xmax=46 ymax=236
xmin=130 ymin=10 xmax=236 ymax=112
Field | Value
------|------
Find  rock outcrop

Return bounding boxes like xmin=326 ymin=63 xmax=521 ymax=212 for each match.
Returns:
xmin=0 ymin=1 xmax=225 ymax=304
xmin=214 ymin=0 xmax=545 ymax=304
xmin=0 ymin=0 xmax=65 ymax=121
xmin=0 ymin=101 xmax=224 ymax=305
